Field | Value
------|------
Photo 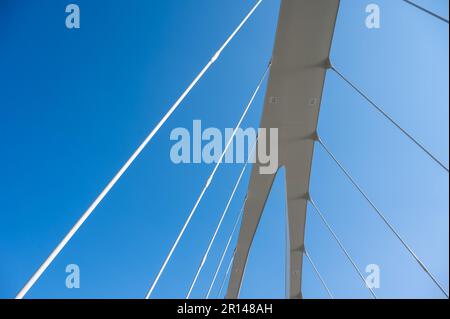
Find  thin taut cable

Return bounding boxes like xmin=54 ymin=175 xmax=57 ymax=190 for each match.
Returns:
xmin=186 ymin=143 xmax=256 ymax=298
xmin=303 ymin=247 xmax=334 ymax=299
xmin=309 ymin=197 xmax=377 ymax=299
xmin=145 ymin=64 xmax=271 ymax=299
xmin=15 ymin=0 xmax=264 ymax=300
xmin=218 ymin=253 xmax=235 ymax=298
xmin=317 ymin=137 xmax=449 ymax=298
xmin=206 ymin=202 xmax=245 ymax=299
xmin=331 ymin=66 xmax=449 ymax=173
xmin=401 ymin=0 xmax=449 ymax=24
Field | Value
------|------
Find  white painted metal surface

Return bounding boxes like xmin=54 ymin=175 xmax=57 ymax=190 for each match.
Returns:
xmin=226 ymin=0 xmax=340 ymax=299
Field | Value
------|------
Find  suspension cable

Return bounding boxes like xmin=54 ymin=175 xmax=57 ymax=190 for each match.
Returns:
xmin=187 ymin=143 xmax=256 ymax=298
xmin=309 ymin=197 xmax=377 ymax=298
xmin=401 ymin=0 xmax=449 ymax=24
xmin=330 ymin=66 xmax=449 ymax=173
xmin=317 ymin=137 xmax=449 ymax=298
xmin=15 ymin=0 xmax=264 ymax=300
xmin=206 ymin=202 xmax=245 ymax=299
xmin=303 ymin=247 xmax=334 ymax=299
xmin=217 ymin=253 xmax=236 ymax=298
xmin=145 ymin=63 xmax=271 ymax=299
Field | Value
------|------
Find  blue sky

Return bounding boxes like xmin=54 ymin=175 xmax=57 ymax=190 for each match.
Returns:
xmin=0 ymin=0 xmax=448 ymax=299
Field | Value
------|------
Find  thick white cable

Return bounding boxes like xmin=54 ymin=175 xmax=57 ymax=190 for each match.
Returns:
xmin=186 ymin=143 xmax=256 ymax=299
xmin=145 ymin=64 xmax=271 ymax=299
xmin=15 ymin=0 xmax=263 ymax=300
xmin=206 ymin=204 xmax=244 ymax=299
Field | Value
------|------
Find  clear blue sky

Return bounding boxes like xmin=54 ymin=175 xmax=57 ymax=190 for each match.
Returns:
xmin=0 ymin=0 xmax=448 ymax=299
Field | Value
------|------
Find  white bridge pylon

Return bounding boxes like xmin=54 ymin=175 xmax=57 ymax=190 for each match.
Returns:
xmin=226 ymin=0 xmax=340 ymax=299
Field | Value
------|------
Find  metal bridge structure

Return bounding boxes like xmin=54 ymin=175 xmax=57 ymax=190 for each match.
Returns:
xmin=15 ymin=0 xmax=449 ymax=299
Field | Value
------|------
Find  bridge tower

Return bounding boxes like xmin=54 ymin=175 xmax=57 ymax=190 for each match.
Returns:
xmin=226 ymin=0 xmax=340 ymax=299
